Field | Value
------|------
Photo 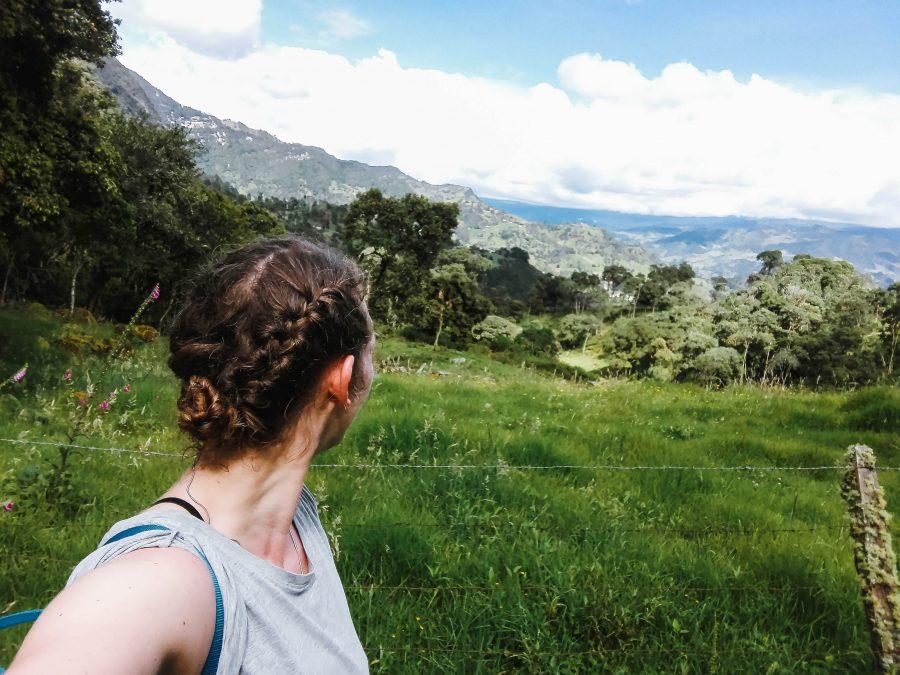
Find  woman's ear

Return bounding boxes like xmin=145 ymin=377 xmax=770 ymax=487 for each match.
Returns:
xmin=325 ymin=354 xmax=356 ymax=408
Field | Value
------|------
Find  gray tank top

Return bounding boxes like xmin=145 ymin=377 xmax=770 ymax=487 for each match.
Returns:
xmin=67 ymin=486 xmax=369 ymax=674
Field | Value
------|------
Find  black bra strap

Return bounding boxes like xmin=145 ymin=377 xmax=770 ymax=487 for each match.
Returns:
xmin=152 ymin=497 xmax=204 ymax=521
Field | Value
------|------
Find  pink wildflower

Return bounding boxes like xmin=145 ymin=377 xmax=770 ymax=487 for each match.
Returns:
xmin=149 ymin=283 xmax=161 ymax=302
xmin=123 ymin=383 xmax=132 ymax=394
xmin=64 ymin=368 xmax=72 ymax=382
xmin=3 ymin=501 xmax=13 ymax=512
xmin=11 ymin=366 xmax=26 ymax=383
xmin=99 ymin=400 xmax=110 ymax=412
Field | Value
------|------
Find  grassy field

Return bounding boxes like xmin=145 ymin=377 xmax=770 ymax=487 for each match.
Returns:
xmin=1 ymin=304 xmax=899 ymax=672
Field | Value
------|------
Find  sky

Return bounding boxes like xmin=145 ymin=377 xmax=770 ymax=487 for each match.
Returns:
xmin=109 ymin=0 xmax=900 ymax=226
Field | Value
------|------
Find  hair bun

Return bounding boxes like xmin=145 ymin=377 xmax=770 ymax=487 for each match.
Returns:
xmin=177 ymin=375 xmax=241 ymax=444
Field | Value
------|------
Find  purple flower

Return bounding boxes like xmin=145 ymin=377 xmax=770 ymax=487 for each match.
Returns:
xmin=10 ymin=366 xmax=26 ymax=383
xmin=99 ymin=400 xmax=110 ymax=412
xmin=123 ymin=383 xmax=132 ymax=394
xmin=64 ymin=368 xmax=72 ymax=382
xmin=149 ymin=283 xmax=161 ymax=302
xmin=3 ymin=501 xmax=13 ymax=512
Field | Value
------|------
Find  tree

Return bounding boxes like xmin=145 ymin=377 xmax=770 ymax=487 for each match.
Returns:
xmin=427 ymin=263 xmax=491 ymax=348
xmin=531 ymin=274 xmax=577 ymax=314
xmin=570 ymin=271 xmax=606 ymax=313
xmin=602 ymin=264 xmax=631 ymax=290
xmin=877 ymin=283 xmax=900 ymax=375
xmin=556 ymin=313 xmax=604 ymax=351
xmin=715 ymin=293 xmax=777 ymax=383
xmin=756 ymin=250 xmax=784 ymax=275
xmin=423 ymin=246 xmax=493 ymax=348
xmin=0 ymin=1 xmax=119 ymax=303
xmin=341 ymin=189 xmax=457 ymax=321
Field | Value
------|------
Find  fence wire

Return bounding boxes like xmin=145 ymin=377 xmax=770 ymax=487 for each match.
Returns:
xmin=1 ymin=552 xmax=851 ymax=595
xmin=3 ymin=437 xmax=894 ymax=472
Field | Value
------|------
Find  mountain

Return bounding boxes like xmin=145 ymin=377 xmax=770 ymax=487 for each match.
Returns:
xmin=92 ymin=58 xmax=653 ymax=278
xmin=487 ymin=198 xmax=900 ymax=286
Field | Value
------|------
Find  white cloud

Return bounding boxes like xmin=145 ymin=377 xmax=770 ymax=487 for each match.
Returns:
xmin=117 ymin=37 xmax=900 ymax=227
xmin=110 ymin=0 xmax=262 ymax=58
xmin=316 ymin=9 xmax=371 ymax=42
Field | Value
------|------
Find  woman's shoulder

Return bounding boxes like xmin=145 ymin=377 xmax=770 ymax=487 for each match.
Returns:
xmin=57 ymin=508 xmax=248 ymax=672
xmin=69 ymin=508 xmax=211 ymax=582
xmin=11 ymin=530 xmax=216 ymax=673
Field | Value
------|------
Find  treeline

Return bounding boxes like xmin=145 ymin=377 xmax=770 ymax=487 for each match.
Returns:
xmin=329 ymin=190 xmax=900 ymax=387
xmin=0 ymin=2 xmax=283 ymax=321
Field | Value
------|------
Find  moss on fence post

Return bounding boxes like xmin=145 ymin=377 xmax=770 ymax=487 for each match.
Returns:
xmin=841 ymin=444 xmax=900 ymax=672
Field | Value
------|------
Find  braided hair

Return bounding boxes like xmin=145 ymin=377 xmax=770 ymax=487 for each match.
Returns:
xmin=168 ymin=235 xmax=372 ymax=465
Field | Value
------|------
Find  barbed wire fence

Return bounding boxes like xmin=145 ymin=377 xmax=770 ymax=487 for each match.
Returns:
xmin=1 ymin=436 xmax=897 ymax=668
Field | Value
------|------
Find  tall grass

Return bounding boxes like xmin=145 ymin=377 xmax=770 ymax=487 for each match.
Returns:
xmin=1 ymin=305 xmax=897 ymax=672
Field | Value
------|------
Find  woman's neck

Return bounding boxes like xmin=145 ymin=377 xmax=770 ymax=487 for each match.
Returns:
xmin=160 ymin=410 xmax=327 ymax=568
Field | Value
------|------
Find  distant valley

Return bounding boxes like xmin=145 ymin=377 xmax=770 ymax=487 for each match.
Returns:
xmin=487 ymin=199 xmax=900 ymax=286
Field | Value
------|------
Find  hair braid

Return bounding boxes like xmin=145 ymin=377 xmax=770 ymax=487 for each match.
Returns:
xmin=168 ymin=236 xmax=372 ymax=465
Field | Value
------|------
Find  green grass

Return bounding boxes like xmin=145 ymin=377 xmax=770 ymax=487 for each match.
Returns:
xmin=1 ymin=304 xmax=897 ymax=672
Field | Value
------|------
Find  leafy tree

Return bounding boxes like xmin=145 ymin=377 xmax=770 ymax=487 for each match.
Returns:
xmin=877 ymin=283 xmax=900 ymax=375
xmin=712 ymin=276 xmax=730 ymax=293
xmin=422 ymin=246 xmax=493 ymax=348
xmin=0 ymin=1 xmax=119 ymax=302
xmin=556 ymin=313 xmax=604 ymax=350
xmin=530 ymin=273 xmax=578 ymax=315
xmin=756 ymin=250 xmax=784 ymax=275
xmin=342 ymin=189 xmax=457 ymax=321
xmin=602 ymin=264 xmax=631 ymax=289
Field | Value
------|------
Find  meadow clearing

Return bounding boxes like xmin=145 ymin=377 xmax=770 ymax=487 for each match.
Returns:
xmin=1 ymin=304 xmax=898 ymax=673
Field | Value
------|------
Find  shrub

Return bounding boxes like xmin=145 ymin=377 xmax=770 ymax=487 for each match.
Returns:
xmin=515 ymin=327 xmax=560 ymax=357
xmin=130 ymin=324 xmax=159 ymax=343
xmin=694 ymin=346 xmax=742 ymax=387
xmin=55 ymin=324 xmax=126 ymax=355
xmin=472 ymin=315 xmax=522 ymax=346
xmin=54 ymin=307 xmax=96 ymax=324
xmin=25 ymin=301 xmax=52 ymax=317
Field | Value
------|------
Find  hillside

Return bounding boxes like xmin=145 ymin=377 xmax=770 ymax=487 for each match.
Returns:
xmin=487 ymin=198 xmax=900 ymax=286
xmin=2 ymin=303 xmax=896 ymax=671
xmin=93 ymin=58 xmax=653 ymax=278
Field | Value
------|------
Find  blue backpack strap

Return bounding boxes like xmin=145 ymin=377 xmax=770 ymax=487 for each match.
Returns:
xmin=0 ymin=524 xmax=225 ymax=674
xmin=198 ymin=552 xmax=224 ymax=675
xmin=0 ymin=609 xmax=42 ymax=631
xmin=103 ymin=523 xmax=171 ymax=545
xmin=101 ymin=523 xmax=226 ymax=673
xmin=0 ymin=610 xmax=42 ymax=673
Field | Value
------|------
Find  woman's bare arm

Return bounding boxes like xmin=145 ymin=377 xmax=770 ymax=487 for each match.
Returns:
xmin=8 ymin=547 xmax=215 ymax=675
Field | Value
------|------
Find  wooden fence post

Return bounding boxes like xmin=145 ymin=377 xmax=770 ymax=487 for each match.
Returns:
xmin=840 ymin=444 xmax=900 ymax=672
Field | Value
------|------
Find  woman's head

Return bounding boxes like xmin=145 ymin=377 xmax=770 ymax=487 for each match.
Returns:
xmin=168 ymin=235 xmax=374 ymax=466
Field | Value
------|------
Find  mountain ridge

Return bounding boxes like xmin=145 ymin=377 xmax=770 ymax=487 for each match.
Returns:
xmin=93 ymin=58 xmax=654 ymax=278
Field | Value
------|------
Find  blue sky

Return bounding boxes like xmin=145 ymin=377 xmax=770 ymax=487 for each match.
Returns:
xmin=113 ymin=0 xmax=900 ymax=225
xmin=260 ymin=0 xmax=900 ymax=93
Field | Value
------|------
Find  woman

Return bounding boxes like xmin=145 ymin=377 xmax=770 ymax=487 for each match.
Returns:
xmin=10 ymin=236 xmax=375 ymax=673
